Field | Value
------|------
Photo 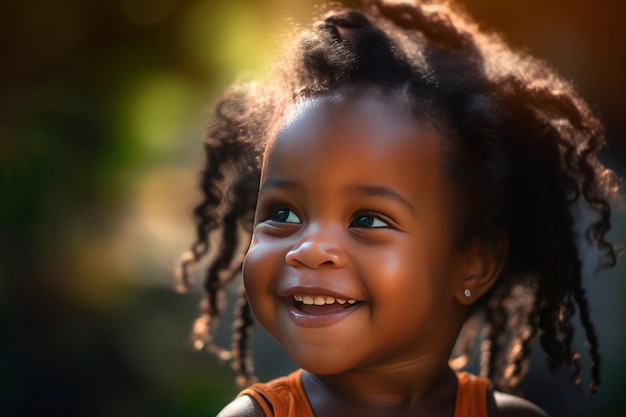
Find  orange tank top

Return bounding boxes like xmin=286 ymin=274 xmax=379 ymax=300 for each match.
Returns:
xmin=237 ymin=370 xmax=490 ymax=417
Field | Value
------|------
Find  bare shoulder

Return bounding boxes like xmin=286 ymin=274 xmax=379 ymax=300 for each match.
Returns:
xmin=215 ymin=395 xmax=266 ymax=417
xmin=487 ymin=390 xmax=550 ymax=417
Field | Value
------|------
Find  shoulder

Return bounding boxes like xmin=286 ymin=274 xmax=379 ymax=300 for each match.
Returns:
xmin=216 ymin=395 xmax=266 ymax=417
xmin=487 ymin=390 xmax=550 ymax=417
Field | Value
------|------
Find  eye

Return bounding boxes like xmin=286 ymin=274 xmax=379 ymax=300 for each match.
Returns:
xmin=350 ymin=213 xmax=389 ymax=229
xmin=269 ymin=208 xmax=301 ymax=224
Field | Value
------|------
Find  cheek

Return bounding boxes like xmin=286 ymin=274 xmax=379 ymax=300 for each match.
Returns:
xmin=363 ymin=240 xmax=456 ymax=311
xmin=242 ymin=242 xmax=270 ymax=299
xmin=242 ymin=240 xmax=282 ymax=328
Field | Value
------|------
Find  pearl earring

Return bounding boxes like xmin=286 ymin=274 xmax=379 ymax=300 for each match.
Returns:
xmin=464 ymin=288 xmax=471 ymax=298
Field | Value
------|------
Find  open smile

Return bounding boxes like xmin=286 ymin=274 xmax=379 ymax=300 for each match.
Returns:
xmin=283 ymin=295 xmax=363 ymax=328
xmin=293 ymin=294 xmax=357 ymax=305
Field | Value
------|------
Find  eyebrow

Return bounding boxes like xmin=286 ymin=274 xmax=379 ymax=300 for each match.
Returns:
xmin=259 ymin=178 xmax=302 ymax=194
xmin=259 ymin=179 xmax=415 ymax=213
xmin=344 ymin=184 xmax=416 ymax=213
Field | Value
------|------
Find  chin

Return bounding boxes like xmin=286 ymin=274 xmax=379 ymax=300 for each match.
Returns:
xmin=285 ymin=348 xmax=351 ymax=376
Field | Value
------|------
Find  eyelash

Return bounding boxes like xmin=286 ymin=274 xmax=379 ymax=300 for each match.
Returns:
xmin=261 ymin=203 xmax=391 ymax=229
xmin=259 ymin=200 xmax=301 ymax=224
xmin=350 ymin=212 xmax=391 ymax=229
xmin=268 ymin=208 xmax=301 ymax=224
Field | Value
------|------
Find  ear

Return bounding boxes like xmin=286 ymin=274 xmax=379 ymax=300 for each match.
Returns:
xmin=454 ymin=233 xmax=508 ymax=306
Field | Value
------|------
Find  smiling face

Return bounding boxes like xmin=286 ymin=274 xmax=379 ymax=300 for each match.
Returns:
xmin=243 ymin=92 xmax=475 ymax=376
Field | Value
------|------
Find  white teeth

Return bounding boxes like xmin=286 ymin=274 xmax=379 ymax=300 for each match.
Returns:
xmin=293 ymin=294 xmax=358 ymax=305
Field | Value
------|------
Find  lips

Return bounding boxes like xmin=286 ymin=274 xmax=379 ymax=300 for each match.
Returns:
xmin=280 ymin=288 xmax=364 ymax=328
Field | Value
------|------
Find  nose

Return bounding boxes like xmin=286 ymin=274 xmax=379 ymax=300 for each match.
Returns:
xmin=285 ymin=228 xmax=346 ymax=269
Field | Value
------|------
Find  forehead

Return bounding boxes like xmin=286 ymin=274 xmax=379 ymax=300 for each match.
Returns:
xmin=268 ymin=92 xmax=415 ymax=143
xmin=264 ymin=93 xmax=444 ymax=174
xmin=272 ymin=93 xmax=413 ymax=145
xmin=261 ymin=94 xmax=452 ymax=206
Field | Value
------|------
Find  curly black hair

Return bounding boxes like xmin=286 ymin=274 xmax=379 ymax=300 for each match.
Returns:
xmin=176 ymin=0 xmax=621 ymax=394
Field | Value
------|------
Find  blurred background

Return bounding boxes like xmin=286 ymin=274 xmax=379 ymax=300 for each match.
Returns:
xmin=1 ymin=0 xmax=625 ymax=416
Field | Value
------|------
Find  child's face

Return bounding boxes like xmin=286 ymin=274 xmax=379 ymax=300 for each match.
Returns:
xmin=243 ymin=94 xmax=470 ymax=376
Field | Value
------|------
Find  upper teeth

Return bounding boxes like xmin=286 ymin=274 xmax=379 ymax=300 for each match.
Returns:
xmin=294 ymin=295 xmax=357 ymax=305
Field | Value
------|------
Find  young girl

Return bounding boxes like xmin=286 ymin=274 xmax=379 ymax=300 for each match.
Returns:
xmin=177 ymin=0 xmax=620 ymax=415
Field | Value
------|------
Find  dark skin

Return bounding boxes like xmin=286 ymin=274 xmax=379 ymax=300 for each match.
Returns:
xmin=217 ymin=93 xmax=549 ymax=417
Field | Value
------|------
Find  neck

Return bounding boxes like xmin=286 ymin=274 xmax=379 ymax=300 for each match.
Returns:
xmin=302 ymin=359 xmax=459 ymax=416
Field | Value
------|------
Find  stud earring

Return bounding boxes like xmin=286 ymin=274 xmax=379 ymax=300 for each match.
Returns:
xmin=464 ymin=288 xmax=471 ymax=298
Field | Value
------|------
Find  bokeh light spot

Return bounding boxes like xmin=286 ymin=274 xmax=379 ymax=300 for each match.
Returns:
xmin=126 ymin=73 xmax=194 ymax=157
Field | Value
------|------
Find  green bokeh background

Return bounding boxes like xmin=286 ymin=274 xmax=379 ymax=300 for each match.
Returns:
xmin=1 ymin=0 xmax=625 ymax=416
